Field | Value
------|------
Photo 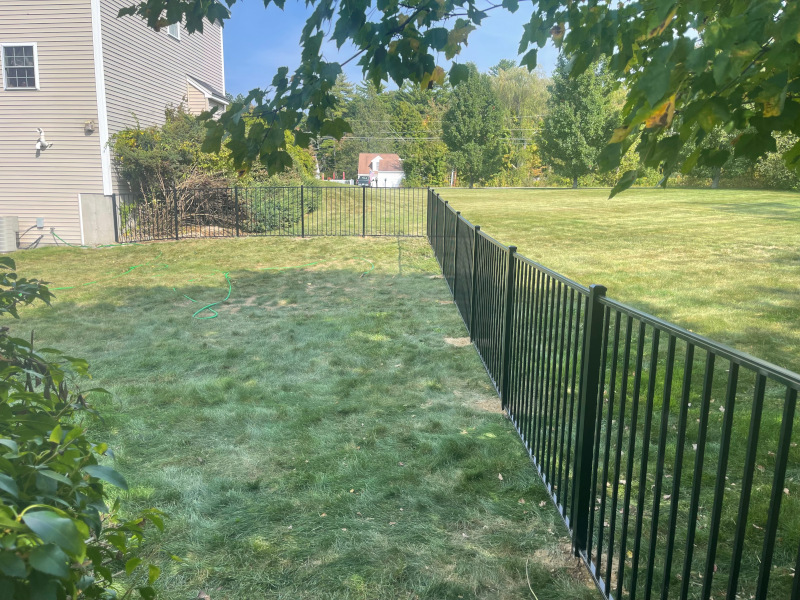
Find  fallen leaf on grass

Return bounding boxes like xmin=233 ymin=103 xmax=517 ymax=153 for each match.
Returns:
xmin=518 ymin=498 xmax=525 ymax=504
xmin=539 ymin=501 xmax=546 ymax=507
xmin=498 ymin=473 xmax=504 ymax=481
xmin=320 ymin=513 xmax=327 ymax=517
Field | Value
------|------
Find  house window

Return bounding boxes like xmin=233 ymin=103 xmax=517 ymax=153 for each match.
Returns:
xmin=167 ymin=23 xmax=180 ymax=40
xmin=2 ymin=44 xmax=39 ymax=90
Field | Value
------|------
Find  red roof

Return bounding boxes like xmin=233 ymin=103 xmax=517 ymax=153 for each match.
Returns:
xmin=357 ymin=153 xmax=403 ymax=175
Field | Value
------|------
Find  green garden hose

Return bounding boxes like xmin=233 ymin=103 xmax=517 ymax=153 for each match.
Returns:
xmin=51 ymin=230 xmax=138 ymax=249
xmin=175 ymin=272 xmax=232 ymax=319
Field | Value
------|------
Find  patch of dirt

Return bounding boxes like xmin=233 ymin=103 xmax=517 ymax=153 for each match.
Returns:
xmin=428 ymin=274 xmax=444 ymax=279
xmin=532 ymin=540 xmax=596 ymax=588
xmin=469 ymin=398 xmax=504 ymax=414
xmin=228 ymin=296 xmax=260 ymax=314
xmin=444 ymin=337 xmax=471 ymax=347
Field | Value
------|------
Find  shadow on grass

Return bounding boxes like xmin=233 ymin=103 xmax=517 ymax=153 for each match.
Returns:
xmin=14 ymin=262 xmax=599 ymax=600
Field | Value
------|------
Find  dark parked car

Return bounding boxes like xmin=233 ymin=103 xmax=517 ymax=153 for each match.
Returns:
xmin=357 ymin=175 xmax=371 ymax=187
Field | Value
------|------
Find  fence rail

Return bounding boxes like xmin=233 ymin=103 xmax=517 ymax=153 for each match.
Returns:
xmin=114 ymin=185 xmax=427 ymax=243
xmin=427 ymin=189 xmax=800 ymax=600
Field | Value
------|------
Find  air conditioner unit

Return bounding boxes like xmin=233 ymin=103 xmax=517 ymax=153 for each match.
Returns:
xmin=0 ymin=216 xmax=20 ymax=253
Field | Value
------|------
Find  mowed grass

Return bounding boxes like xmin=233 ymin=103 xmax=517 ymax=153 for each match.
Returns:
xmin=434 ymin=188 xmax=800 ymax=373
xmin=11 ymin=237 xmax=598 ymax=600
xmin=434 ymin=188 xmax=800 ymax=598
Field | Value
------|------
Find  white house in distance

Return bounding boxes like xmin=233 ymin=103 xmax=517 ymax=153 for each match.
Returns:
xmin=358 ymin=153 xmax=404 ymax=187
xmin=0 ymin=0 xmax=227 ymax=248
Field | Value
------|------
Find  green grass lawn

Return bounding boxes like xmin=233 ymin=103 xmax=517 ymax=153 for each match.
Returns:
xmin=11 ymin=237 xmax=597 ymax=600
xmin=433 ymin=188 xmax=800 ymax=373
xmin=432 ymin=187 xmax=800 ymax=598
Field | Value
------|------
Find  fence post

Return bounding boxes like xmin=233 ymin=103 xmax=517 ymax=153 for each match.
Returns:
xmin=234 ymin=186 xmax=240 ymax=237
xmin=452 ymin=211 xmax=460 ymax=296
xmin=362 ymin=186 xmax=366 ymax=237
xmin=431 ymin=193 xmax=438 ymax=255
xmin=499 ymin=245 xmax=517 ymax=410
xmin=468 ymin=225 xmax=480 ymax=341
xmin=426 ymin=188 xmax=432 ymax=240
xmin=173 ymin=187 xmax=179 ymax=241
xmin=572 ymin=283 xmax=607 ymax=555
xmin=300 ymin=185 xmax=305 ymax=238
xmin=111 ymin=193 xmax=119 ymax=243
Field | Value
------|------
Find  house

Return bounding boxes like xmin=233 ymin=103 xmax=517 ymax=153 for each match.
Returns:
xmin=0 ymin=0 xmax=227 ymax=248
xmin=357 ymin=153 xmax=404 ymax=188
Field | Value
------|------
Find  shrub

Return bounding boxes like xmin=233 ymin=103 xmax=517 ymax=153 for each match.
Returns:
xmin=0 ymin=257 xmax=163 ymax=599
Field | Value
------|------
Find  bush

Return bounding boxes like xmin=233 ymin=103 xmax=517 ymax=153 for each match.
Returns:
xmin=0 ymin=257 xmax=163 ymax=599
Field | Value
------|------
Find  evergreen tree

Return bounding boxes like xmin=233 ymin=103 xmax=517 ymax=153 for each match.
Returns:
xmin=538 ymin=57 xmax=617 ymax=188
xmin=441 ymin=66 xmax=506 ymax=188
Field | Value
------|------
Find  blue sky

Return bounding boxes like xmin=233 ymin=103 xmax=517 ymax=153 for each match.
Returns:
xmin=222 ymin=1 xmax=559 ymax=96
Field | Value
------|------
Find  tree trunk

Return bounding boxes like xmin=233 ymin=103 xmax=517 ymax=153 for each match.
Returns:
xmin=572 ymin=176 xmax=578 ymax=189
xmin=711 ymin=167 xmax=721 ymax=189
xmin=469 ymin=176 xmax=474 ymax=189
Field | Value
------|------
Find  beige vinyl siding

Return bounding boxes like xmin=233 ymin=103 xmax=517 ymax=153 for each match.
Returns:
xmin=100 ymin=0 xmax=224 ymax=192
xmin=0 ymin=0 xmax=103 ymax=246
xmin=186 ymin=82 xmax=207 ymax=115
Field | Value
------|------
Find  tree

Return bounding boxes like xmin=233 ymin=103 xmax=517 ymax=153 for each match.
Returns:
xmin=755 ymin=133 xmax=800 ymax=190
xmin=441 ymin=66 xmax=506 ymax=187
xmin=489 ymin=60 xmax=549 ymax=185
xmin=122 ymin=1 xmax=800 ymax=195
xmin=538 ymin=57 xmax=617 ymax=188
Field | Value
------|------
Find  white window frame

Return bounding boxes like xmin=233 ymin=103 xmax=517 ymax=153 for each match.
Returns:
xmin=1 ymin=43 xmax=40 ymax=91
xmin=167 ymin=23 xmax=180 ymax=40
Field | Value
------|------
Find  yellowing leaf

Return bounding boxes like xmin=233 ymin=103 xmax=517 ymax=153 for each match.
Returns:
xmin=648 ymin=7 xmax=677 ymax=39
xmin=611 ymin=126 xmax=632 ymax=143
xmin=763 ymin=100 xmax=781 ymax=118
xmin=645 ymin=95 xmax=677 ymax=129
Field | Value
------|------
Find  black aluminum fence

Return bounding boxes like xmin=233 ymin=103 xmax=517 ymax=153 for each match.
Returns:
xmin=427 ymin=189 xmax=800 ymax=600
xmin=113 ymin=186 xmax=427 ymax=243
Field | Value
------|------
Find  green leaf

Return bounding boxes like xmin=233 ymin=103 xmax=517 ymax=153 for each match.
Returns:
xmin=28 ymin=544 xmax=69 ymax=579
xmin=125 ymin=557 xmax=142 ymax=576
xmin=36 ymin=470 xmax=72 ymax=486
xmin=449 ymin=63 xmax=470 ymax=86
xmin=48 ymin=425 xmax=62 ymax=444
xmin=697 ymin=148 xmax=731 ymax=168
xmin=609 ymin=170 xmax=638 ymax=199
xmin=425 ymin=28 xmax=449 ymax=50
xmin=0 ymin=551 xmax=26 ymax=578
xmin=22 ymin=510 xmax=84 ymax=558
xmin=148 ymin=564 xmax=161 ymax=585
xmin=319 ymin=118 xmax=351 ymax=140
xmin=84 ymin=465 xmax=128 ymax=491
xmin=0 ymin=439 xmax=18 ymax=454
xmin=519 ymin=49 xmax=537 ymax=71
xmin=138 ymin=586 xmax=156 ymax=600
xmin=0 ymin=474 xmax=19 ymax=499
xmin=733 ymin=131 xmax=777 ymax=160
xmin=643 ymin=67 xmax=670 ymax=107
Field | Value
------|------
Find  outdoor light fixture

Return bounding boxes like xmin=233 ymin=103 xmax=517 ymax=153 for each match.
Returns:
xmin=84 ymin=120 xmax=95 ymax=134
xmin=35 ymin=128 xmax=53 ymax=151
